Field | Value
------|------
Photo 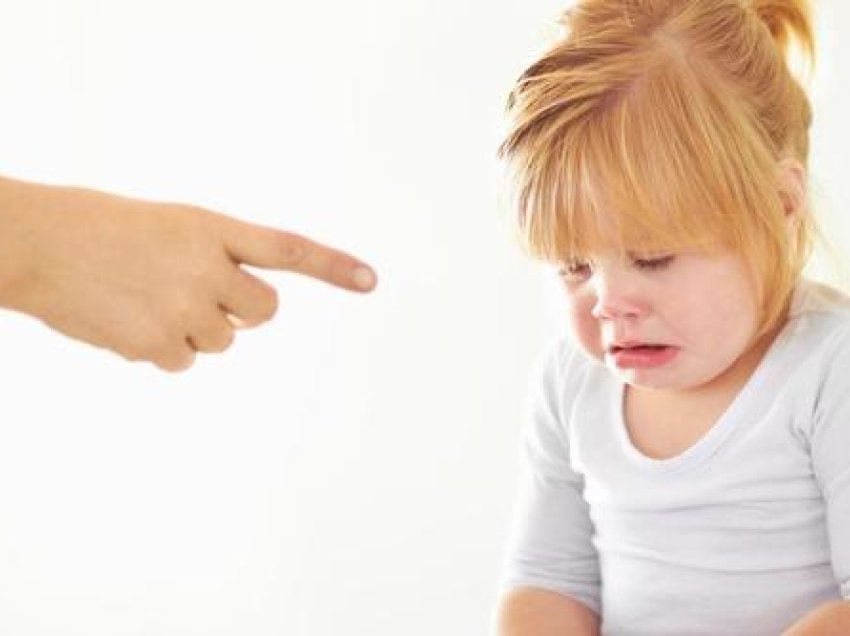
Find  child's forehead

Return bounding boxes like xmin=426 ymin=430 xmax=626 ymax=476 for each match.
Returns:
xmin=557 ymin=220 xmax=685 ymax=256
xmin=557 ymin=182 xmax=723 ymax=262
xmin=567 ymin=182 xmax=681 ymax=248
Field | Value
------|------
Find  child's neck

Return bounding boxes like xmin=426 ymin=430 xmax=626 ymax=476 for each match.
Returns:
xmin=623 ymin=328 xmax=780 ymax=460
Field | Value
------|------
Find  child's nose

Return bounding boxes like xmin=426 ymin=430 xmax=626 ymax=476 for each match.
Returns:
xmin=589 ymin=268 xmax=646 ymax=320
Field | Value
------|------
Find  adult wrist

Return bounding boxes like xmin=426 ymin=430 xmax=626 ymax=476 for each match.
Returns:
xmin=0 ymin=175 xmax=47 ymax=311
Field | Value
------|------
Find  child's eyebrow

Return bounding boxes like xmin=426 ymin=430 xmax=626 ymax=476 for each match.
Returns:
xmin=626 ymin=249 xmax=675 ymax=258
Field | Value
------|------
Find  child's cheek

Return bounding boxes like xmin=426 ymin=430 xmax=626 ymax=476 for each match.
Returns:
xmin=567 ymin=293 xmax=604 ymax=361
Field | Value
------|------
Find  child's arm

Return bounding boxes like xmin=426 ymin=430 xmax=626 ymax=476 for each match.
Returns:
xmin=496 ymin=342 xmax=601 ymax=632
xmin=496 ymin=586 xmax=600 ymax=636
xmin=0 ymin=175 xmax=376 ymax=370
xmin=781 ymin=600 xmax=850 ymax=635
xmin=799 ymin=330 xmax=850 ymax=633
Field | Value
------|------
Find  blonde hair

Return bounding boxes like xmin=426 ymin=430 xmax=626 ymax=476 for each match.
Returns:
xmin=500 ymin=0 xmax=815 ymax=335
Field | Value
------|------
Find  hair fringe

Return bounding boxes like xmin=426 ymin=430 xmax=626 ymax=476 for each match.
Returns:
xmin=500 ymin=0 xmax=817 ymax=335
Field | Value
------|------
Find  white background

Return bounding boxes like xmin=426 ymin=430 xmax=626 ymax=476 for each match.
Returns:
xmin=0 ymin=1 xmax=846 ymax=635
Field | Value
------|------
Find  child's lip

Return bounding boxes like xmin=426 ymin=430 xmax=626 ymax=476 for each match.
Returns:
xmin=608 ymin=341 xmax=671 ymax=353
xmin=608 ymin=343 xmax=680 ymax=369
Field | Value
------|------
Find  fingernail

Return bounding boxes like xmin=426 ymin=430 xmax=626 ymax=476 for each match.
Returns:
xmin=352 ymin=266 xmax=376 ymax=291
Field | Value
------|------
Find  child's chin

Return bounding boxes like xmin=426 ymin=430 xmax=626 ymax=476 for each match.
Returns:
xmin=618 ymin=366 xmax=717 ymax=392
xmin=615 ymin=368 xmax=696 ymax=391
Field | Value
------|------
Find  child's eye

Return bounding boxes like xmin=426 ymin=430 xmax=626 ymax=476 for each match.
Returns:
xmin=632 ymin=254 xmax=675 ymax=271
xmin=557 ymin=260 xmax=592 ymax=281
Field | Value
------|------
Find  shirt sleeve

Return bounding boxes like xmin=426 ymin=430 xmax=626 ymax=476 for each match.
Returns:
xmin=811 ymin=327 xmax=850 ymax=599
xmin=499 ymin=339 xmax=601 ymax=614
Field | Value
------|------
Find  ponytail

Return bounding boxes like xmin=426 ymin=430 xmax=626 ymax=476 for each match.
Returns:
xmin=751 ymin=0 xmax=815 ymax=63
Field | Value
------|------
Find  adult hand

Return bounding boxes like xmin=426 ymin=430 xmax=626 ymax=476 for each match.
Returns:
xmin=0 ymin=177 xmax=377 ymax=371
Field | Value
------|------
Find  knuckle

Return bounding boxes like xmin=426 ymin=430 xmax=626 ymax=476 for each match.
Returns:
xmin=143 ymin=331 xmax=189 ymax=371
xmin=257 ymin=287 xmax=279 ymax=323
xmin=156 ymin=350 xmax=195 ymax=373
xmin=329 ymin=260 xmax=351 ymax=287
xmin=279 ymin=233 xmax=307 ymax=266
xmin=186 ymin=312 xmax=236 ymax=353
xmin=129 ymin=331 xmax=170 ymax=364
xmin=208 ymin=329 xmax=236 ymax=353
xmin=220 ymin=329 xmax=236 ymax=351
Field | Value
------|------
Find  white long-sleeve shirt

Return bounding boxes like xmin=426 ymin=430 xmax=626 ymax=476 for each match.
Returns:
xmin=501 ymin=280 xmax=850 ymax=635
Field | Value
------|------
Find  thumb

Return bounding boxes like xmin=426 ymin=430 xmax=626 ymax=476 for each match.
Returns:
xmin=219 ymin=215 xmax=377 ymax=292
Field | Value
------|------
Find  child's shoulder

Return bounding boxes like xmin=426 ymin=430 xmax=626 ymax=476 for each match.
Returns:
xmin=790 ymin=279 xmax=850 ymax=318
xmin=791 ymin=278 xmax=850 ymax=316
xmin=531 ymin=334 xmax=598 ymax=400
xmin=787 ymin=279 xmax=850 ymax=339
xmin=537 ymin=334 xmax=592 ymax=374
xmin=783 ymin=279 xmax=850 ymax=377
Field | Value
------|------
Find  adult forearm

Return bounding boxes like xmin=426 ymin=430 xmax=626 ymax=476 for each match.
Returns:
xmin=496 ymin=587 xmax=600 ymax=636
xmin=782 ymin=600 xmax=850 ymax=635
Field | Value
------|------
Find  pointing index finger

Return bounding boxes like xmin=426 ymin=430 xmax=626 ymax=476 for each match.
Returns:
xmin=275 ymin=230 xmax=378 ymax=292
xmin=224 ymin=219 xmax=377 ymax=292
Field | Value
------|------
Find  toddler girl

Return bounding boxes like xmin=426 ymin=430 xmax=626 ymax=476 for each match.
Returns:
xmin=496 ymin=1 xmax=849 ymax=634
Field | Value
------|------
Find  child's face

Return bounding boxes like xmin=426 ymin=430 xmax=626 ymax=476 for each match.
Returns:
xmin=559 ymin=248 xmax=763 ymax=391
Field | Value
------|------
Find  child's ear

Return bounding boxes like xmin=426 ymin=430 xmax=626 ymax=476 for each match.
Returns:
xmin=777 ymin=157 xmax=807 ymax=219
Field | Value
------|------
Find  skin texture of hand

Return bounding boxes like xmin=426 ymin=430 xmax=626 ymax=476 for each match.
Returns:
xmin=782 ymin=600 xmax=850 ymax=635
xmin=0 ymin=176 xmax=377 ymax=371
